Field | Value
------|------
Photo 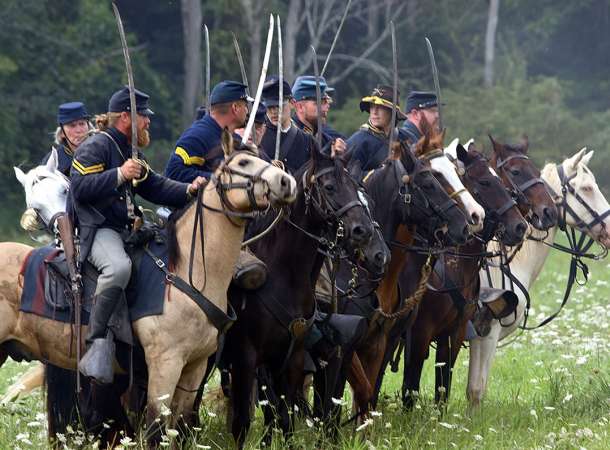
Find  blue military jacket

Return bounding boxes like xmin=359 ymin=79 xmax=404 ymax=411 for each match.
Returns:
xmin=70 ymin=127 xmax=190 ymax=261
xmin=42 ymin=143 xmax=73 ymax=176
xmin=165 ymin=114 xmax=225 ymax=182
xmin=259 ymin=117 xmax=312 ymax=173
xmin=347 ymin=123 xmax=390 ymax=177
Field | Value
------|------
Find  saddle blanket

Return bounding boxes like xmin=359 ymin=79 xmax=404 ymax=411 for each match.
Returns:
xmin=19 ymin=235 xmax=169 ymax=325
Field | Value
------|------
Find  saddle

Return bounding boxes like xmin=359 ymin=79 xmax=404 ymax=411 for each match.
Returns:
xmin=20 ymin=224 xmax=168 ymax=346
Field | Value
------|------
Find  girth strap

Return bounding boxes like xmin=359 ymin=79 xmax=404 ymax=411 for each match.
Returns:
xmin=143 ymin=247 xmax=236 ymax=333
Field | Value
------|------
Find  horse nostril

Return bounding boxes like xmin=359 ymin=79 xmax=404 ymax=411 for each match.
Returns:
xmin=280 ymin=175 xmax=289 ymax=187
xmin=543 ymin=207 xmax=555 ymax=220
xmin=515 ymin=222 xmax=527 ymax=238
xmin=471 ymin=212 xmax=480 ymax=225
xmin=374 ymin=251 xmax=385 ymax=264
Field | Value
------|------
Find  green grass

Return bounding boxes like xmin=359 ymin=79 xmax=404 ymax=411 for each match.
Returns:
xmin=1 ymin=243 xmax=609 ymax=449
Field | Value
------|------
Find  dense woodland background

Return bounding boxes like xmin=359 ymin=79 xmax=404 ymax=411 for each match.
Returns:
xmin=2 ymin=0 xmax=610 ymax=238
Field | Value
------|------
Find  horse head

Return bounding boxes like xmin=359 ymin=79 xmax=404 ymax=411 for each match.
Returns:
xmin=353 ymin=188 xmax=390 ymax=278
xmin=302 ymin=143 xmax=374 ymax=250
xmin=216 ymin=129 xmax=297 ymax=212
xmin=14 ymin=148 xmax=69 ymax=229
xmin=397 ymin=142 xmax=469 ymax=246
xmin=415 ymin=131 xmax=485 ymax=233
xmin=450 ymin=141 xmax=527 ymax=246
xmin=488 ymin=135 xmax=558 ymax=231
xmin=544 ymin=148 xmax=610 ymax=248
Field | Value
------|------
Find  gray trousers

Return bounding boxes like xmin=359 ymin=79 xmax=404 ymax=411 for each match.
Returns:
xmin=88 ymin=228 xmax=132 ymax=294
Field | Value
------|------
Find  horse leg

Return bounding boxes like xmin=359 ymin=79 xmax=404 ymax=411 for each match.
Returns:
xmin=467 ymin=321 xmax=501 ymax=408
xmin=401 ymin=331 xmax=429 ymax=409
xmin=273 ymin=350 xmax=304 ymax=443
xmin=434 ymin=336 xmax=452 ymax=405
xmin=144 ymin=356 xmax=185 ymax=447
xmin=170 ymin=357 xmax=208 ymax=441
xmin=1 ymin=362 xmax=44 ymax=405
xmin=347 ymin=353 xmax=373 ymax=416
xmin=230 ymin=347 xmax=257 ymax=448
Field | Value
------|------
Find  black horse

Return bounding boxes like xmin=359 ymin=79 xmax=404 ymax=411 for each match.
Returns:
xmin=224 ymin=145 xmax=374 ymax=448
xmin=313 ymin=141 xmax=470 ymax=429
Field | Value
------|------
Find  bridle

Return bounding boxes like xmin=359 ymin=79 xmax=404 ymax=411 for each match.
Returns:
xmin=494 ymin=153 xmax=546 ymax=211
xmin=419 ymin=148 xmax=468 ymax=203
xmin=393 ymin=156 xmax=460 ymax=243
xmin=548 ymin=164 xmax=610 ymax=235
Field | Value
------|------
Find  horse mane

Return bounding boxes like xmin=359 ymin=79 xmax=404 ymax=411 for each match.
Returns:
xmin=413 ymin=116 xmax=445 ymax=157
xmin=166 ymin=197 xmax=196 ymax=267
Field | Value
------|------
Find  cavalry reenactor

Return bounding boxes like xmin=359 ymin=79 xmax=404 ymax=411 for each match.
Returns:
xmin=291 ymin=75 xmax=347 ymax=156
xmin=71 ymin=86 xmax=205 ymax=383
xmin=43 ymin=102 xmax=93 ymax=176
xmin=258 ymin=75 xmax=312 ymax=173
xmin=235 ymin=102 xmax=267 ymax=148
xmin=164 ymin=80 xmax=268 ymax=292
xmin=165 ymin=80 xmax=252 ymax=182
xmin=346 ymin=85 xmax=407 ymax=181
xmin=401 ymin=91 xmax=441 ymax=145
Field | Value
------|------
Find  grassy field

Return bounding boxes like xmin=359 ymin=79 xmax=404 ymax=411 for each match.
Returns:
xmin=0 ymin=243 xmax=608 ymax=449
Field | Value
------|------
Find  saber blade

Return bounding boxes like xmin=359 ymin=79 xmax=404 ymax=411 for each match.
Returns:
xmin=425 ymin=37 xmax=443 ymax=131
xmin=275 ymin=15 xmax=283 ymax=160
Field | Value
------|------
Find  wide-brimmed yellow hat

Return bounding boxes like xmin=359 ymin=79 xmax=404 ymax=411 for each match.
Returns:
xmin=359 ymin=85 xmax=407 ymax=120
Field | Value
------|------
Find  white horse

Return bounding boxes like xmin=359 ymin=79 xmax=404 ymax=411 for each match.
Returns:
xmin=467 ymin=148 xmax=610 ymax=407
xmin=14 ymin=148 xmax=69 ymax=231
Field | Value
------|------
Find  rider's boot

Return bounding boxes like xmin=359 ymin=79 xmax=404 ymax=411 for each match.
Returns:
xmin=232 ymin=249 xmax=267 ymax=290
xmin=78 ymin=287 xmax=120 ymax=384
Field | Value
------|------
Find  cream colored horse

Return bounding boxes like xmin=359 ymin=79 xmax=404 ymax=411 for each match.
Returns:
xmin=467 ymin=148 xmax=610 ymax=407
xmin=0 ymin=133 xmax=297 ymax=442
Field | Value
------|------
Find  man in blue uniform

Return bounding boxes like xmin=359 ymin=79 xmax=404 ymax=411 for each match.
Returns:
xmin=165 ymin=81 xmax=252 ymax=182
xmin=291 ymin=75 xmax=346 ymax=156
xmin=165 ymin=81 xmax=268 ymax=291
xmin=71 ymin=86 xmax=204 ymax=383
xmin=401 ymin=91 xmax=441 ymax=145
xmin=258 ymin=76 xmax=312 ymax=173
xmin=43 ymin=102 xmax=92 ymax=176
xmin=346 ymin=85 xmax=407 ymax=181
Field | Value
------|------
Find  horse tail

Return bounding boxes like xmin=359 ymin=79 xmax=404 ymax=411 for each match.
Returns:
xmin=44 ymin=363 xmax=80 ymax=440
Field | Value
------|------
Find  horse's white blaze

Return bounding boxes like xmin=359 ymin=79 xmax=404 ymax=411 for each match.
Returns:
xmin=468 ymin=148 xmax=610 ymax=406
xmin=435 ymin=141 xmax=485 ymax=231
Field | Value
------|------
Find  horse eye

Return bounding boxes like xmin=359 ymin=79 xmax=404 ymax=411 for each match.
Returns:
xmin=423 ymin=182 xmax=434 ymax=190
xmin=582 ymin=185 xmax=593 ymax=193
xmin=511 ymin=169 xmax=520 ymax=176
xmin=479 ymin=179 xmax=490 ymax=187
xmin=238 ymin=159 xmax=249 ymax=167
xmin=324 ymin=183 xmax=336 ymax=194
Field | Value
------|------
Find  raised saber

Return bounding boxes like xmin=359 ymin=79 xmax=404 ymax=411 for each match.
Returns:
xmin=388 ymin=21 xmax=398 ymax=158
xmin=321 ymin=0 xmax=352 ymax=77
xmin=311 ymin=46 xmax=323 ymax=150
xmin=275 ymin=15 xmax=283 ymax=160
xmin=232 ymin=32 xmax=250 ymax=96
xmin=242 ymin=14 xmax=274 ymax=145
xmin=204 ymin=25 xmax=211 ymax=112
xmin=112 ymin=1 xmax=138 ymax=161
xmin=425 ymin=37 xmax=443 ymax=131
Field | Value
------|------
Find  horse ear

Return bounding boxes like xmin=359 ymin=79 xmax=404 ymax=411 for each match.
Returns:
xmin=456 ymin=143 xmax=468 ymax=163
xmin=520 ymin=135 xmax=529 ymax=154
xmin=14 ymin=167 xmax=27 ymax=187
xmin=565 ymin=147 xmax=587 ymax=170
xmin=581 ymin=150 xmax=594 ymax=167
xmin=221 ymin=128 xmax=233 ymax=157
xmin=464 ymin=138 xmax=475 ymax=151
xmin=488 ymin=135 xmax=502 ymax=153
xmin=401 ymin=146 xmax=417 ymax=173
xmin=46 ymin=148 xmax=59 ymax=173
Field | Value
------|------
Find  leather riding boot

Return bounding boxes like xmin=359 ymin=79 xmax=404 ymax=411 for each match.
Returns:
xmin=232 ymin=249 xmax=267 ymax=290
xmin=78 ymin=286 xmax=121 ymax=384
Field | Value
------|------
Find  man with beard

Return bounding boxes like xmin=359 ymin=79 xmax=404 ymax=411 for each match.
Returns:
xmin=346 ymin=85 xmax=407 ymax=181
xmin=320 ymin=87 xmax=346 ymax=141
xmin=400 ymin=91 xmax=441 ymax=145
xmin=291 ymin=75 xmax=346 ymax=157
xmin=258 ymin=76 xmax=312 ymax=173
xmin=70 ymin=86 xmax=204 ymax=383
xmin=165 ymin=81 xmax=251 ymax=182
xmin=42 ymin=102 xmax=93 ymax=176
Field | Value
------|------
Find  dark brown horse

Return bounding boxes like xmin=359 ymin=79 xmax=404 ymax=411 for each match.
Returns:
xmin=224 ymin=146 xmax=374 ymax=448
xmin=399 ymin=142 xmax=528 ymax=408
xmin=335 ymin=132 xmax=470 ymax=419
